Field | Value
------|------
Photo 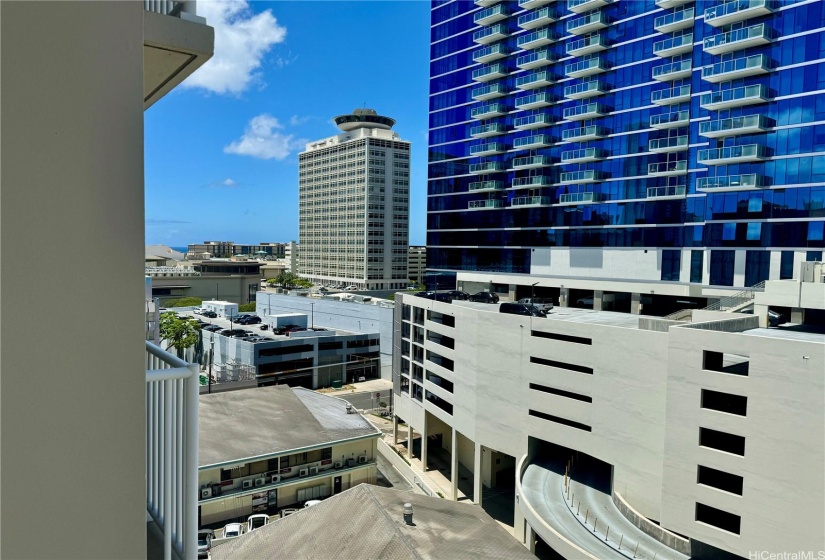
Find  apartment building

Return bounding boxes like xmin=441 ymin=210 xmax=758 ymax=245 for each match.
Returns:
xmin=187 ymin=241 xmax=287 ymax=259
xmin=1 ymin=2 xmax=213 ymax=558
xmin=391 ymin=273 xmax=825 ymax=559
xmin=198 ymin=386 xmax=380 ymax=526
xmin=298 ymin=109 xmax=411 ymax=290
xmin=427 ymin=0 xmax=825 ymax=292
xmin=408 ymin=245 xmax=428 ymax=285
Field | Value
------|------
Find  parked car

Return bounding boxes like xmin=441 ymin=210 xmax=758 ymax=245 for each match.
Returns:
xmin=193 ymin=308 xmax=206 ymax=315
xmin=197 ymin=529 xmax=214 ymax=559
xmin=203 ymin=325 xmax=221 ymax=332
xmin=517 ymin=297 xmax=554 ymax=314
xmin=259 ymin=324 xmax=269 ymax=330
xmin=446 ymin=290 xmax=470 ymax=301
xmin=575 ymin=297 xmax=594 ymax=308
xmin=236 ymin=315 xmax=261 ymax=325
xmin=741 ymin=309 xmax=787 ymax=327
xmin=201 ymin=310 xmax=217 ymax=318
xmin=499 ymin=302 xmax=544 ymax=317
xmin=469 ymin=291 xmax=499 ymax=304
xmin=247 ymin=514 xmax=269 ymax=532
xmin=222 ymin=522 xmax=245 ymax=538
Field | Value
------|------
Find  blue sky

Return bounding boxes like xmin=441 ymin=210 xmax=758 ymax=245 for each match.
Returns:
xmin=145 ymin=0 xmax=431 ymax=247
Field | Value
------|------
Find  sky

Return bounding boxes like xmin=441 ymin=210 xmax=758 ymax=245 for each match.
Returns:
xmin=145 ymin=0 xmax=431 ymax=247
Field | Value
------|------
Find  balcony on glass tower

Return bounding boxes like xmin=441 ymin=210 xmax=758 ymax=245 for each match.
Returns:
xmin=650 ymin=109 xmax=690 ymax=129
xmin=649 ymin=135 xmax=688 ymax=153
xmin=700 ymin=84 xmax=768 ymax=110
xmin=470 ymin=142 xmax=507 ymax=156
xmin=470 ymin=122 xmax=507 ymax=138
xmin=512 ymin=155 xmax=552 ymax=169
xmin=562 ymin=125 xmax=607 ymax=142
xmin=512 ymin=175 xmax=553 ymax=189
xmin=653 ymin=34 xmax=694 ymax=58
xmin=516 ymin=49 xmax=557 ymax=70
xmin=471 ymin=102 xmax=508 ymax=119
xmin=469 ymin=161 xmax=505 ymax=174
xmin=648 ymin=160 xmax=688 ymax=176
xmin=517 ymin=27 xmax=558 ymax=49
xmin=474 ymin=23 xmax=509 ymax=45
xmin=474 ymin=4 xmax=509 ymax=25
xmin=519 ymin=0 xmax=557 ymax=9
xmin=561 ymin=148 xmax=607 ymax=163
xmin=698 ymin=144 xmax=768 ymax=165
xmin=703 ymin=23 xmax=774 ymax=55
xmin=566 ymin=34 xmax=608 ymax=56
xmin=655 ymin=0 xmax=693 ymax=9
xmin=472 ymin=63 xmax=508 ymax=82
xmin=516 ymin=70 xmax=556 ymax=90
xmin=564 ymin=79 xmax=606 ymax=99
xmin=475 ymin=0 xmax=500 ymax=7
xmin=518 ymin=7 xmax=558 ymax=29
xmin=512 ymin=195 xmax=552 ymax=208
xmin=654 ymin=7 xmax=694 ymax=33
xmin=514 ymin=113 xmax=555 ymax=129
xmin=558 ymin=191 xmax=608 ymax=204
xmin=566 ymin=11 xmax=609 ymax=35
xmin=652 ymin=58 xmax=692 ymax=81
xmin=696 ymin=173 xmax=766 ymax=192
xmin=564 ymin=102 xmax=608 ymax=121
xmin=469 ymin=180 xmax=506 ymax=193
xmin=473 ymin=43 xmax=510 ymax=63
xmin=472 ymin=82 xmax=509 ymax=100
xmin=515 ymin=92 xmax=554 ymax=110
xmin=469 ymin=199 xmax=505 ymax=210
xmin=699 ymin=115 xmax=773 ymax=138
xmin=559 ymin=170 xmax=607 ymax=183
xmin=702 ymin=54 xmax=771 ymax=83
xmin=704 ymin=0 xmax=774 ymax=28
xmin=565 ymin=56 xmax=607 ymax=78
xmin=514 ymin=134 xmax=554 ymax=149
xmin=567 ymin=0 xmax=611 ymax=14
xmin=646 ymin=185 xmax=687 ymax=199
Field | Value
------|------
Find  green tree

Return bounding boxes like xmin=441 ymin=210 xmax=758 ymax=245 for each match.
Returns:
xmin=270 ymin=272 xmax=313 ymax=289
xmin=159 ymin=312 xmax=200 ymax=358
xmin=238 ymin=303 xmax=256 ymax=312
xmin=164 ymin=296 xmax=203 ymax=308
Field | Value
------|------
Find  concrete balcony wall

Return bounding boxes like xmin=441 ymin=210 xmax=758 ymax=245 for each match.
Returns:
xmin=1 ymin=2 xmax=146 ymax=558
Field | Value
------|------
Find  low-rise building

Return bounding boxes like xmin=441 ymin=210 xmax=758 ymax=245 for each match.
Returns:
xmin=146 ymin=260 xmax=262 ymax=304
xmin=211 ymin=485 xmax=536 ymax=559
xmin=198 ymin=385 xmax=380 ymax=527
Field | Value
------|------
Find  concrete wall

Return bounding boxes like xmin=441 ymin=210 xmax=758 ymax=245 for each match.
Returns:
xmin=661 ymin=327 xmax=825 ymax=557
xmin=152 ymin=274 xmax=260 ymax=305
xmin=1 ymin=3 xmax=146 ymax=557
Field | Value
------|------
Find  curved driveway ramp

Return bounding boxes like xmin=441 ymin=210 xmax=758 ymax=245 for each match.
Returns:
xmin=520 ymin=457 xmax=690 ymax=560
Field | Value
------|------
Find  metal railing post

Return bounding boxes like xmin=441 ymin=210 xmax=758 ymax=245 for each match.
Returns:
xmin=185 ymin=363 xmax=199 ymax=560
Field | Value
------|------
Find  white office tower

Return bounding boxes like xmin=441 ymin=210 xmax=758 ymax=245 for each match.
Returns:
xmin=298 ymin=109 xmax=410 ymax=290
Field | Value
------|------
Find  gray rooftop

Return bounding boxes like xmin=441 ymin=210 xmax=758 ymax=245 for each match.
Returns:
xmin=199 ymin=386 xmax=380 ymax=468
xmin=740 ymin=325 xmax=825 ymax=344
xmin=454 ymin=301 xmax=642 ymax=330
xmin=210 ymin=485 xmax=536 ymax=560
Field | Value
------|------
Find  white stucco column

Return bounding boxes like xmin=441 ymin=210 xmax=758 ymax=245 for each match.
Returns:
xmin=407 ymin=424 xmax=414 ymax=460
xmin=593 ymin=290 xmax=604 ymax=311
xmin=421 ymin=414 xmax=429 ymax=471
xmin=631 ymin=292 xmax=642 ymax=314
xmin=392 ymin=415 xmax=399 ymax=446
xmin=451 ymin=427 xmax=459 ymax=500
xmin=559 ymin=287 xmax=570 ymax=307
xmin=473 ymin=443 xmax=483 ymax=505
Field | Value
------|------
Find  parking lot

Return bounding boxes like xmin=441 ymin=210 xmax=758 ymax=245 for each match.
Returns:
xmin=171 ymin=310 xmax=323 ymax=342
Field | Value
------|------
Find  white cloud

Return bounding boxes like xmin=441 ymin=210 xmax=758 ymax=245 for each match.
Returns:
xmin=221 ymin=178 xmax=238 ymax=187
xmin=224 ymin=114 xmax=306 ymax=160
xmin=289 ymin=115 xmax=311 ymax=126
xmin=182 ymin=0 xmax=287 ymax=95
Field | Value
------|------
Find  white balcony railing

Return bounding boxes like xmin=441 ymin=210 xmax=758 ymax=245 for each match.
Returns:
xmin=144 ymin=0 xmax=198 ymax=18
xmin=146 ymin=341 xmax=199 ymax=560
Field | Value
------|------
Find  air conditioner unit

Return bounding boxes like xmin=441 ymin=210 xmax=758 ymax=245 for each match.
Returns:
xmin=358 ymin=455 xmax=367 ymax=464
xmin=309 ymin=467 xmax=319 ymax=475
xmin=255 ymin=477 xmax=266 ymax=487
xmin=201 ymin=488 xmax=211 ymax=499
xmin=242 ymin=480 xmax=254 ymax=489
xmin=333 ymin=461 xmax=343 ymax=469
xmin=270 ymin=475 xmax=281 ymax=484
xmin=299 ymin=468 xmax=309 ymax=478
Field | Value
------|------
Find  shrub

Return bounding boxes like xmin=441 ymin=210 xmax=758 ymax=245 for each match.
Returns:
xmin=238 ymin=303 xmax=256 ymax=312
xmin=164 ymin=297 xmax=202 ymax=308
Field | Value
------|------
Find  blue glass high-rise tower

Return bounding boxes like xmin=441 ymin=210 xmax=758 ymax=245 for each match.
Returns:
xmin=428 ymin=0 xmax=825 ymax=288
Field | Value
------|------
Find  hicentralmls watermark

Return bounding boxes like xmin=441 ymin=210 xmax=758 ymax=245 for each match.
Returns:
xmin=749 ymin=552 xmax=825 ymax=560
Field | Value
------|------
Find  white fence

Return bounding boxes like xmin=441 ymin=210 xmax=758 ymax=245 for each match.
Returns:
xmin=146 ymin=341 xmax=199 ymax=560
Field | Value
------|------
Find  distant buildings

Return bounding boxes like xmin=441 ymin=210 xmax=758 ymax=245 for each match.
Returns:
xmin=147 ymin=260 xmax=262 ymax=304
xmin=187 ymin=241 xmax=287 ymax=260
xmin=298 ymin=109 xmax=410 ymax=290
xmin=408 ymin=245 xmax=427 ymax=285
